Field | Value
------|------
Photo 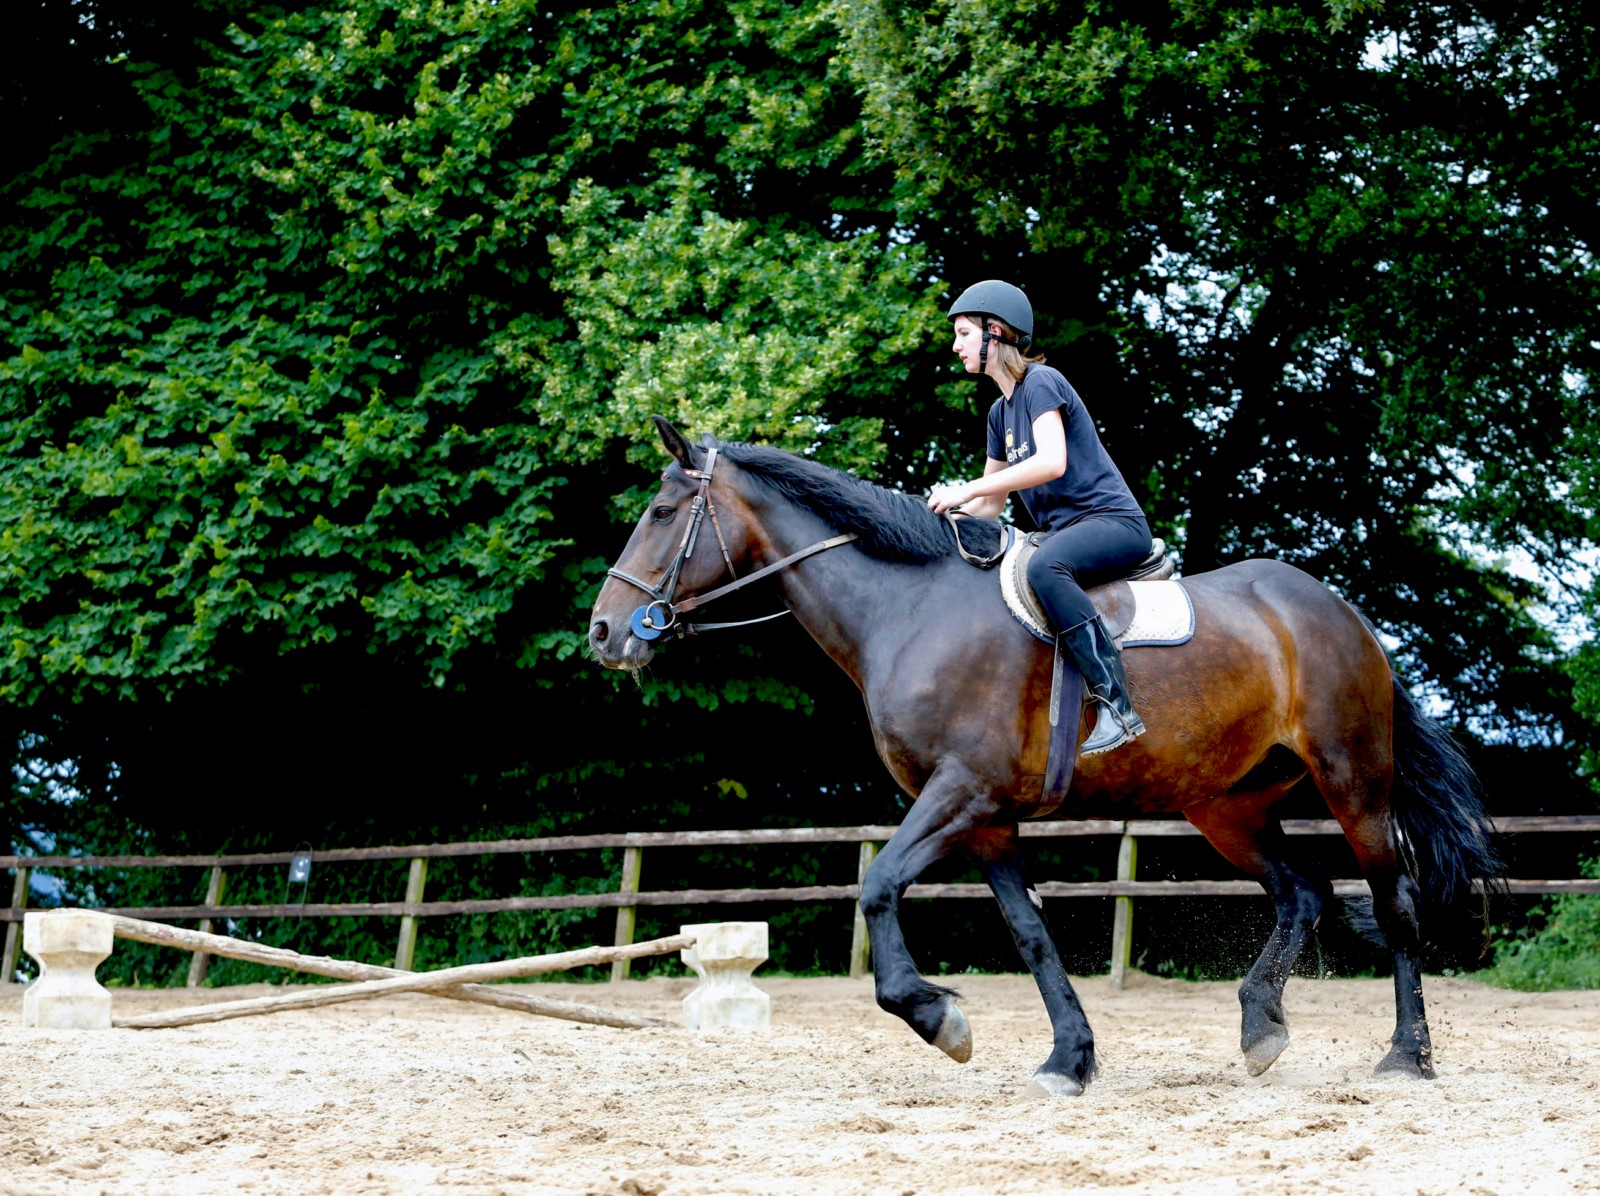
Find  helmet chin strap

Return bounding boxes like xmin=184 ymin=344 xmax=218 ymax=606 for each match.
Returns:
xmin=978 ymin=323 xmax=1024 ymax=377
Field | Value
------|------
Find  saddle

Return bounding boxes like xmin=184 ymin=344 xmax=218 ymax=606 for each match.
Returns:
xmin=999 ymin=531 xmax=1179 ymax=644
xmin=982 ymin=529 xmax=1189 ymax=807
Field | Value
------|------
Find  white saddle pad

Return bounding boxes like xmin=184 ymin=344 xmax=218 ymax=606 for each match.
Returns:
xmin=1120 ymin=580 xmax=1195 ymax=647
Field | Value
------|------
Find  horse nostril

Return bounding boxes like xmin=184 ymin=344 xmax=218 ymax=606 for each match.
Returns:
xmin=591 ymin=620 xmax=609 ymax=644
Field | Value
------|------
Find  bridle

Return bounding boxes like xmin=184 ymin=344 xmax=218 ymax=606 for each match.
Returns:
xmin=606 ymin=442 xmax=857 ymax=642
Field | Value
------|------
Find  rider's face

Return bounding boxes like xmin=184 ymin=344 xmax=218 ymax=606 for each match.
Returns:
xmin=950 ymin=315 xmax=991 ymax=374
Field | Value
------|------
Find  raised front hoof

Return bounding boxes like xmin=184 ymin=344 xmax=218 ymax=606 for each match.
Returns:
xmin=1375 ymin=1045 xmax=1436 ymax=1081
xmin=1242 ymin=1027 xmax=1290 ymax=1077
xmin=930 ymin=998 xmax=972 ymax=1063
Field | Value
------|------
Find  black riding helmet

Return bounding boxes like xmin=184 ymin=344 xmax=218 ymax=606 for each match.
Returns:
xmin=947 ymin=280 xmax=1034 ymax=374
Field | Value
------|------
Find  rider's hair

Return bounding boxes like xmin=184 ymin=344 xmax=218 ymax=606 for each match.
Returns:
xmin=981 ymin=315 xmax=1046 ymax=383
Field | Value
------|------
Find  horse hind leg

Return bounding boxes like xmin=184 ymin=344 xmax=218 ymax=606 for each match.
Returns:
xmin=971 ymin=826 xmax=1096 ymax=1095
xmin=1344 ymin=835 xmax=1434 ymax=1078
xmin=1185 ymin=792 xmax=1329 ymax=1076
xmin=1307 ymin=746 xmax=1436 ymax=1077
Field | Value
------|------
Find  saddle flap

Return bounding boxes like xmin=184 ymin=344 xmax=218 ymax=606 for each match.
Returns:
xmin=1092 ymin=581 xmax=1138 ymax=642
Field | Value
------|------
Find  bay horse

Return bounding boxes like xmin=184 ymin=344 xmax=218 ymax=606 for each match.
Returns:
xmin=586 ymin=417 xmax=1502 ymax=1095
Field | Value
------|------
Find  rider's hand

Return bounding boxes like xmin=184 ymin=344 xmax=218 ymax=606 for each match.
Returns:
xmin=927 ymin=483 xmax=973 ymax=514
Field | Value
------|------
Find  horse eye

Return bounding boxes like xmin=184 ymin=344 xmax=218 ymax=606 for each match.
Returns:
xmin=652 ymin=505 xmax=676 ymax=523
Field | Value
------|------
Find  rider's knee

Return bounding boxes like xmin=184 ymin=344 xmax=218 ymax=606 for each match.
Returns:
xmin=1026 ymin=549 xmax=1077 ymax=591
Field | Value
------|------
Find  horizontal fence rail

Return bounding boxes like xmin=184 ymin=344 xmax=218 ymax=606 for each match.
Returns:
xmin=7 ymin=815 xmax=1599 ymax=873
xmin=3 ymin=815 xmax=1598 ymax=986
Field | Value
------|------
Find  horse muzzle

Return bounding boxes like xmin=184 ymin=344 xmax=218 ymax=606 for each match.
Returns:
xmin=588 ymin=614 xmax=657 ymax=671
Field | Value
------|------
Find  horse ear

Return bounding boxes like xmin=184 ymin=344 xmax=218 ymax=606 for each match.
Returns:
xmin=652 ymin=415 xmax=699 ymax=470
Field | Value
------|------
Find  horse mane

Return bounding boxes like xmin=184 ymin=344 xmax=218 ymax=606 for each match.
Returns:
xmin=710 ymin=440 xmax=1004 ymax=564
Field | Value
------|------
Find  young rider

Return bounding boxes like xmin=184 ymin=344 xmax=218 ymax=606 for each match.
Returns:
xmin=927 ymin=280 xmax=1151 ymax=756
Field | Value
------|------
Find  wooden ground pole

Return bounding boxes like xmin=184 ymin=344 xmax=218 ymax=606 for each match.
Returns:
xmin=110 ymin=915 xmax=677 ymax=1031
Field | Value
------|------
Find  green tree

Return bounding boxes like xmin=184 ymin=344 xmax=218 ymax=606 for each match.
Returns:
xmin=1484 ymin=857 xmax=1600 ymax=991
xmin=838 ymin=0 xmax=1599 ymax=750
xmin=0 ymin=0 xmax=931 ymax=857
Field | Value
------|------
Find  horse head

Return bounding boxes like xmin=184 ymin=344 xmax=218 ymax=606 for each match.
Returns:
xmin=587 ymin=416 xmax=761 ymax=672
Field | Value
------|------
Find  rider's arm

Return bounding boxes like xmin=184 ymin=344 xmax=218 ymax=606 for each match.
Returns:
xmin=928 ymin=409 xmax=1067 ymax=516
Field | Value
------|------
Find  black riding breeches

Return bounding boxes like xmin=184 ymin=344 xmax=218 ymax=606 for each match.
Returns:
xmin=1025 ymin=514 xmax=1152 ymax=630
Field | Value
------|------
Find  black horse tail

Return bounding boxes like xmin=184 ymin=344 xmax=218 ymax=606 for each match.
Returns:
xmin=1386 ymin=675 xmax=1506 ymax=913
xmin=1345 ymin=674 xmax=1506 ymax=948
xmin=1341 ymin=609 xmax=1506 ymax=947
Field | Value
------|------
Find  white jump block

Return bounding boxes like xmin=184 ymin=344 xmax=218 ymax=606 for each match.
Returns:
xmin=680 ymin=921 xmax=770 ymax=1030
xmin=22 ymin=909 xmax=115 ymax=1030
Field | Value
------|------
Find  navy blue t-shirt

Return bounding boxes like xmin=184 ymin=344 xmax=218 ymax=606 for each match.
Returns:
xmin=986 ymin=365 xmax=1144 ymax=532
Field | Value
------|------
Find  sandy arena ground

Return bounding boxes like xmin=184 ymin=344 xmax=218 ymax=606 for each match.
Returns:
xmin=2 ymin=970 xmax=1597 ymax=1195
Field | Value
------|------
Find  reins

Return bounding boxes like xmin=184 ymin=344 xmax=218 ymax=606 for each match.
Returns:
xmin=945 ymin=511 xmax=1013 ymax=569
xmin=606 ymin=443 xmax=858 ymax=641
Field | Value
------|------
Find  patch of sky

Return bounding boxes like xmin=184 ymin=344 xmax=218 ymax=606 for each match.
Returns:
xmin=8 ymin=738 xmax=108 ymax=906
xmin=1362 ymin=30 xmax=1403 ymax=72
xmin=1424 ymin=447 xmax=1596 ymax=655
xmin=1122 ymin=242 xmax=1264 ymax=436
xmin=1363 ymin=16 xmax=1560 ymax=94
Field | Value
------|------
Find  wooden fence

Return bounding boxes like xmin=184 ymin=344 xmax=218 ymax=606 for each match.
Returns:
xmin=4 ymin=815 xmax=1598 ymax=989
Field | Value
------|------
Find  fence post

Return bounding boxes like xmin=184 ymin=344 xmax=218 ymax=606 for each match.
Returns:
xmin=610 ymin=846 xmax=644 ymax=983
xmin=394 ymin=857 xmax=429 ymax=971
xmin=849 ymin=841 xmax=878 ymax=979
xmin=1 ymin=867 xmax=30 ymax=984
xmin=186 ymin=865 xmax=227 ymax=988
xmin=1109 ymin=831 xmax=1138 ymax=990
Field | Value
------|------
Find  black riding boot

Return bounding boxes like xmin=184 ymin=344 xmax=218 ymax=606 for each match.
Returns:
xmin=1060 ymin=614 xmax=1147 ymax=756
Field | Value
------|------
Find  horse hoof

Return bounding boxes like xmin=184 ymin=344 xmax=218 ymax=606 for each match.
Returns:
xmin=1374 ymin=1048 xmax=1435 ymax=1080
xmin=932 ymin=1000 xmax=972 ymax=1063
xmin=1026 ymin=1069 xmax=1085 ymax=1098
xmin=1243 ymin=1028 xmax=1290 ymax=1076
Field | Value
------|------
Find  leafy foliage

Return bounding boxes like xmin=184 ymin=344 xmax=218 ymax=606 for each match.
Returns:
xmin=836 ymin=0 xmax=1600 ymax=740
xmin=0 ymin=0 xmax=928 ymax=709
xmin=2 ymin=0 xmax=1598 ymax=981
xmin=1482 ymin=857 xmax=1600 ymax=991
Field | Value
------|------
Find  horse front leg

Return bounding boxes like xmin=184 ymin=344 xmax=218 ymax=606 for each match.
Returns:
xmin=857 ymin=761 xmax=1002 ymax=1064
xmin=971 ymin=826 xmax=1097 ymax=1095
